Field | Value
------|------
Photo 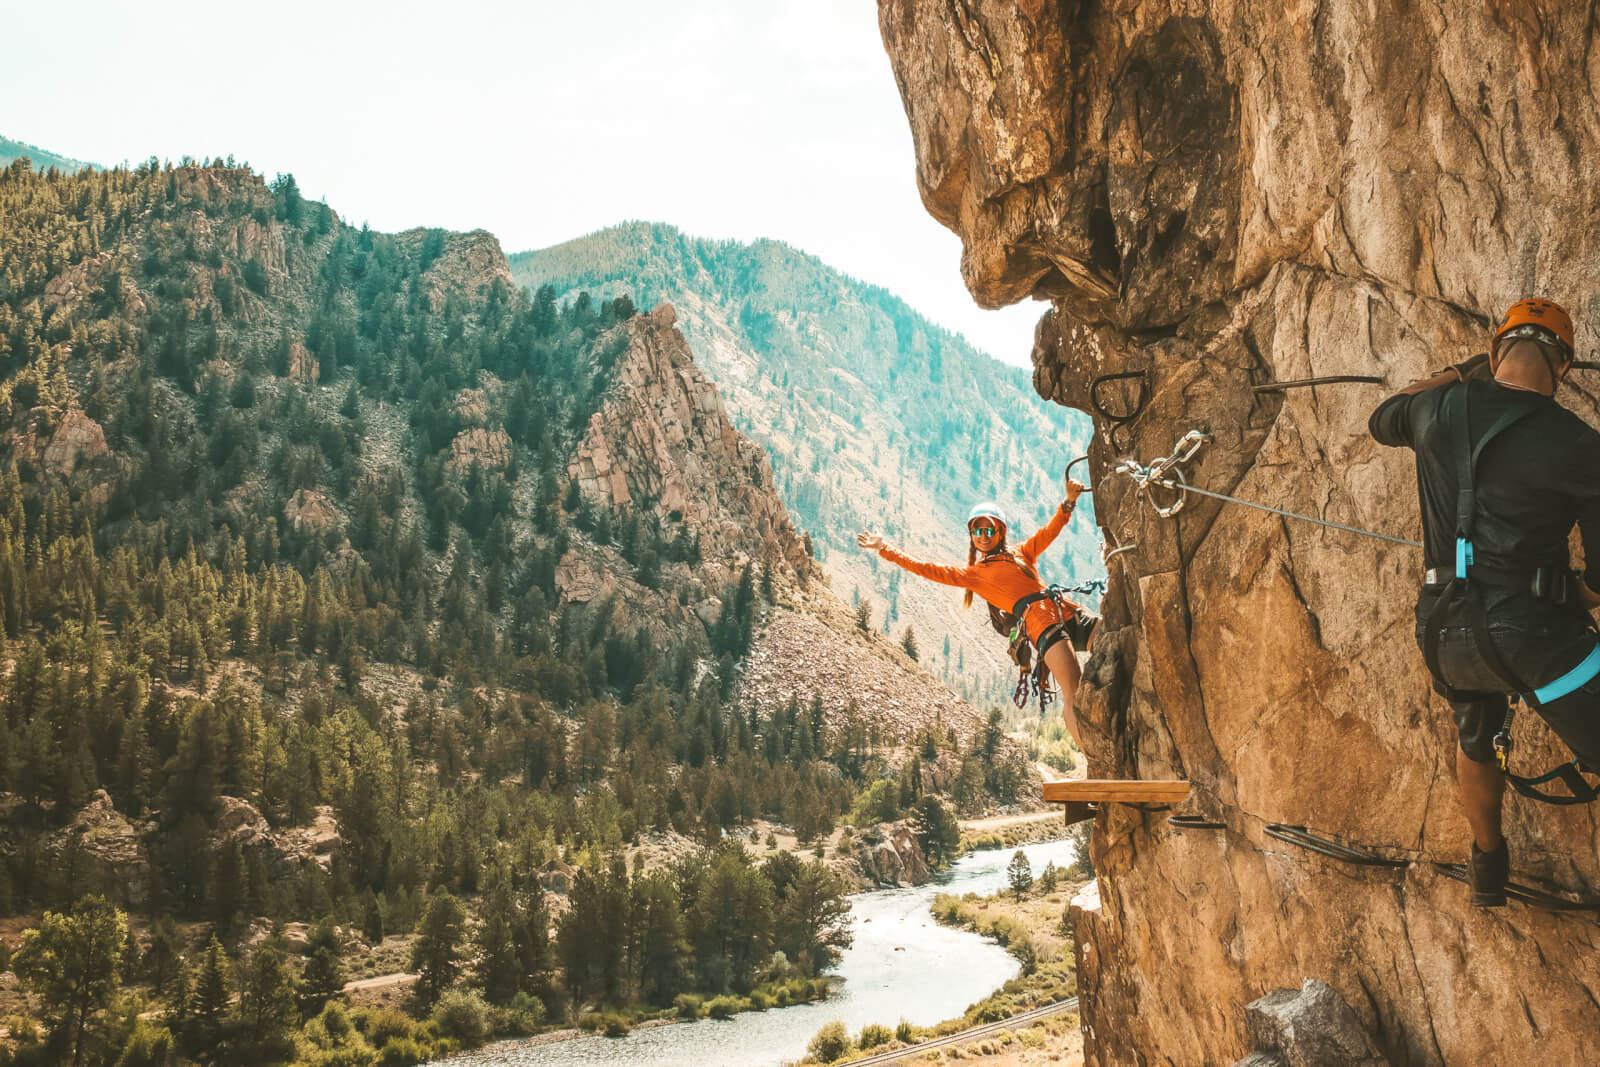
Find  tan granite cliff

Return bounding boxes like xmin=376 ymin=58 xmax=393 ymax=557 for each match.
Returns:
xmin=881 ymin=3 xmax=1600 ymax=1064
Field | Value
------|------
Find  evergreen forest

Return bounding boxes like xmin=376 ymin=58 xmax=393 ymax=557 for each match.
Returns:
xmin=0 ymin=158 xmax=1019 ymax=1065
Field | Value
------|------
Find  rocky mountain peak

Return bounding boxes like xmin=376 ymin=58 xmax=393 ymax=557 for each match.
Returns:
xmin=568 ymin=302 xmax=811 ymax=581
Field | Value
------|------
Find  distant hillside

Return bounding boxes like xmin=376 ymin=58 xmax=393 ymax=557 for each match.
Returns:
xmin=511 ymin=224 xmax=1100 ymax=708
xmin=0 ymin=134 xmax=98 ymax=174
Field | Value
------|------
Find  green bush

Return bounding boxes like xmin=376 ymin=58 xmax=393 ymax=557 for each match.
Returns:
xmin=706 ymin=995 xmax=742 ymax=1020
xmin=895 ymin=1018 xmax=916 ymax=1043
xmin=675 ymin=993 xmax=704 ymax=1019
xmin=376 ymin=1037 xmax=431 ymax=1067
xmin=807 ymin=1020 xmax=852 ymax=1063
xmin=499 ymin=991 xmax=546 ymax=1036
xmin=857 ymin=1022 xmax=893 ymax=1049
xmin=433 ymin=989 xmax=492 ymax=1047
xmin=748 ymin=990 xmax=773 ymax=1010
xmin=577 ymin=1012 xmax=605 ymax=1031
xmin=360 ymin=1008 xmax=421 ymax=1049
xmin=774 ymin=987 xmax=791 ymax=1007
xmin=115 ymin=1020 xmax=176 ymax=1067
xmin=603 ymin=1013 xmax=631 ymax=1037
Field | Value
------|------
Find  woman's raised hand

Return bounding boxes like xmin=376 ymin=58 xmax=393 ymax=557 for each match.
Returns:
xmin=1065 ymin=478 xmax=1087 ymax=506
xmin=856 ymin=530 xmax=885 ymax=552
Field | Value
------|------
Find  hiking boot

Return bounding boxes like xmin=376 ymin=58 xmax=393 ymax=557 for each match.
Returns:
xmin=1469 ymin=840 xmax=1509 ymax=907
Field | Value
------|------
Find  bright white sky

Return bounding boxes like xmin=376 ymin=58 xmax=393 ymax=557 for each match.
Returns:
xmin=1 ymin=0 xmax=1044 ymax=366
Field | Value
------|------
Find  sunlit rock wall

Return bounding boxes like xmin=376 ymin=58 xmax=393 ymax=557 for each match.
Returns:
xmin=880 ymin=2 xmax=1600 ymax=1063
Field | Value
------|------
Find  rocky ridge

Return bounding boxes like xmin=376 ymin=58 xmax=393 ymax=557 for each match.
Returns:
xmin=568 ymin=302 xmax=811 ymax=580
xmin=881 ymin=2 xmax=1600 ymax=1064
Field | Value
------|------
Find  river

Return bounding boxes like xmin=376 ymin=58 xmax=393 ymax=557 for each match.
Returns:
xmin=443 ymin=836 xmax=1078 ymax=1067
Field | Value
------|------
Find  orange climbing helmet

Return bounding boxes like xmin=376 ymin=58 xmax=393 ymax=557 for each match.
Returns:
xmin=1492 ymin=298 xmax=1574 ymax=360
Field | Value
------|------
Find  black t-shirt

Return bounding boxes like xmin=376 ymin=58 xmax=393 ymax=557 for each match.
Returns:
xmin=1369 ymin=379 xmax=1600 ymax=591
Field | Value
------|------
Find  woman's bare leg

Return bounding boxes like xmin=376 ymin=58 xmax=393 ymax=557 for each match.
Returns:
xmin=1042 ymin=640 xmax=1084 ymax=752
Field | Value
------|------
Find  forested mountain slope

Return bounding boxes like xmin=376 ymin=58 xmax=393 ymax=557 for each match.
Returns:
xmin=0 ymin=156 xmax=1029 ymax=1065
xmin=511 ymin=223 xmax=1099 ymax=708
xmin=0 ymin=135 xmax=98 ymax=175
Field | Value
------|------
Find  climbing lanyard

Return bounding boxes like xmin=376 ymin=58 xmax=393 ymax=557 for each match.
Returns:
xmin=1116 ymin=430 xmax=1422 ymax=547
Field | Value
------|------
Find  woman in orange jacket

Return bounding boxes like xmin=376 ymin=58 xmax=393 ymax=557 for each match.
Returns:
xmin=856 ymin=478 xmax=1092 ymax=749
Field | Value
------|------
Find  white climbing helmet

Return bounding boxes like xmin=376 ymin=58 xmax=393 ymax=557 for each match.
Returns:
xmin=967 ymin=501 xmax=1007 ymax=532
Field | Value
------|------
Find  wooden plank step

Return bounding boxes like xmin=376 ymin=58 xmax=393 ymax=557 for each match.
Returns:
xmin=1042 ymin=780 xmax=1191 ymax=805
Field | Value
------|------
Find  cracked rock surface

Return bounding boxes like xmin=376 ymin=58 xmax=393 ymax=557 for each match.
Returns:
xmin=880 ymin=2 xmax=1600 ymax=1063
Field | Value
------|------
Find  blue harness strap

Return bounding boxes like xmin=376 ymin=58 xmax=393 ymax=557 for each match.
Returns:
xmin=1532 ymin=644 xmax=1600 ymax=705
xmin=1455 ymin=537 xmax=1473 ymax=580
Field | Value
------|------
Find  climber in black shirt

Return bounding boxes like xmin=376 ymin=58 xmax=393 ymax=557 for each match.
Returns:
xmin=1370 ymin=297 xmax=1600 ymax=906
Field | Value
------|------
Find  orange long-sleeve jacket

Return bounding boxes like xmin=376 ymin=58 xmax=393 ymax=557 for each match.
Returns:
xmin=878 ymin=504 xmax=1078 ymax=643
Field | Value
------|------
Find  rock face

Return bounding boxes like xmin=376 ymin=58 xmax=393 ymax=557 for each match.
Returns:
xmin=881 ymin=3 xmax=1600 ymax=1064
xmin=851 ymin=820 xmax=933 ymax=888
xmin=569 ymin=303 xmax=811 ymax=580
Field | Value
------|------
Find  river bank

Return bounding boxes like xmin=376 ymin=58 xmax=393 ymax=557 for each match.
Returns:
xmin=435 ymin=838 xmax=1080 ymax=1066
xmin=797 ymin=847 xmax=1086 ymax=1065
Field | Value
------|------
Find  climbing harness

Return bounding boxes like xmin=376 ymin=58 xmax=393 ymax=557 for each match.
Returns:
xmin=1008 ymin=583 xmax=1100 ymax=712
xmin=1089 ymin=371 xmax=1149 ymax=454
xmin=1251 ymin=375 xmax=1386 ymax=394
xmin=1432 ymin=863 xmax=1598 ymax=914
xmin=1117 ymin=429 xmax=1423 ymax=546
xmin=1264 ymin=824 xmax=1408 ymax=869
xmin=1417 ymin=384 xmax=1600 ymax=805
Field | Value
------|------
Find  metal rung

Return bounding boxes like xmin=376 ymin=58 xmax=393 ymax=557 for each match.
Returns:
xmin=1432 ymin=863 xmax=1599 ymax=914
xmin=1264 ymin=824 xmax=1408 ymax=869
xmin=1169 ymin=814 xmax=1226 ymax=831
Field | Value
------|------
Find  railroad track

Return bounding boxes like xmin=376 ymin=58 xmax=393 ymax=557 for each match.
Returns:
xmin=841 ymin=997 xmax=1081 ymax=1066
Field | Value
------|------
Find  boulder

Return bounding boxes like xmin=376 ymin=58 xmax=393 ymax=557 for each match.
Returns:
xmin=1242 ymin=980 xmax=1389 ymax=1067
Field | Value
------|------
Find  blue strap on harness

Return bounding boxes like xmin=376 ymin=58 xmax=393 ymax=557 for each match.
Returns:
xmin=1533 ymin=644 xmax=1600 ymax=705
xmin=1455 ymin=537 xmax=1473 ymax=580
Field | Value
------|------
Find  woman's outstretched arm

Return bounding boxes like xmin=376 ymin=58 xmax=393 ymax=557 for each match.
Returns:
xmin=1018 ymin=478 xmax=1087 ymax=564
xmin=857 ymin=529 xmax=970 ymax=588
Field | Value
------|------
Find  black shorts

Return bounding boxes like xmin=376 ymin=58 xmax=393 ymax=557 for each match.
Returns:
xmin=1414 ymin=592 xmax=1600 ymax=767
xmin=1036 ymin=611 xmax=1099 ymax=660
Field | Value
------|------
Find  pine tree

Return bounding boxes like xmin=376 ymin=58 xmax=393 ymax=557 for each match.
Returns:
xmin=10 ymin=894 xmax=126 ymax=1067
xmin=191 ymin=936 xmax=231 ymax=1034
xmin=299 ymin=917 xmax=344 ymax=1014
xmin=410 ymin=891 xmax=465 ymax=1005
xmin=1007 ymin=851 xmax=1034 ymax=898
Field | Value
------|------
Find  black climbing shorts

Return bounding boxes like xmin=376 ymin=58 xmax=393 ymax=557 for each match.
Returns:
xmin=1064 ymin=609 xmax=1099 ymax=652
xmin=1035 ymin=622 xmax=1070 ymax=661
xmin=1414 ymin=590 xmax=1600 ymax=768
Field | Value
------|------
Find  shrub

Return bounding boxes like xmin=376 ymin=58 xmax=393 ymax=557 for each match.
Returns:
xmin=706 ymin=995 xmax=741 ymax=1020
xmin=577 ymin=1012 xmax=605 ymax=1032
xmin=115 ymin=1020 xmax=176 ymax=1067
xmin=675 ymin=993 xmax=703 ymax=1019
xmin=603 ymin=1014 xmax=631 ymax=1037
xmin=774 ymin=987 xmax=791 ymax=1007
xmin=361 ymin=1009 xmax=420 ymax=1049
xmin=499 ymin=991 xmax=546 ymax=1036
xmin=748 ymin=990 xmax=773 ymax=1010
xmin=433 ymin=989 xmax=492 ymax=1047
xmin=376 ymin=1037 xmax=431 ymax=1067
xmin=857 ymin=1022 xmax=893 ymax=1049
xmin=895 ymin=1019 xmax=916 ymax=1043
xmin=807 ymin=1020 xmax=852 ymax=1063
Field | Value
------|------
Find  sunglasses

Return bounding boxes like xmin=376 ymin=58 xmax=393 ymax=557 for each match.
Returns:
xmin=970 ymin=526 xmax=999 ymax=538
